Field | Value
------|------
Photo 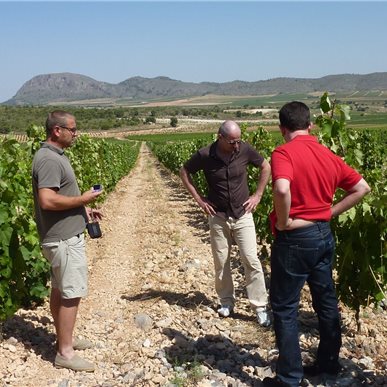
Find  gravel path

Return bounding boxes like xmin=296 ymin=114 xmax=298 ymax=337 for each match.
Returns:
xmin=1 ymin=144 xmax=386 ymax=387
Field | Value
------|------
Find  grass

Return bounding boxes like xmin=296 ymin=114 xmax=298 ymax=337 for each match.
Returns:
xmin=126 ymin=131 xmax=214 ymax=143
xmin=169 ymin=357 xmax=206 ymax=386
xmin=349 ymin=112 xmax=387 ymax=126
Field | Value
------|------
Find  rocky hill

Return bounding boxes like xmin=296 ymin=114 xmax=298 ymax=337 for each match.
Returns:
xmin=4 ymin=72 xmax=387 ymax=105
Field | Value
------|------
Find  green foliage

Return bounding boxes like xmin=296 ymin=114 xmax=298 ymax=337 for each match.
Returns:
xmin=144 ymin=116 xmax=156 ymax=124
xmin=169 ymin=357 xmax=205 ymax=386
xmin=315 ymin=93 xmax=386 ymax=317
xmin=244 ymin=126 xmax=281 ymax=252
xmin=0 ymin=132 xmax=49 ymax=320
xmin=127 ymin=132 xmax=213 ymax=144
xmin=0 ymin=128 xmax=140 ymax=321
xmin=170 ymin=117 xmax=178 ymax=127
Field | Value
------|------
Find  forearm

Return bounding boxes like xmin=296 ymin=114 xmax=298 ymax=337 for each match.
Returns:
xmin=253 ymin=160 xmax=271 ymax=200
xmin=179 ymin=167 xmax=202 ymax=203
xmin=274 ymin=191 xmax=291 ymax=228
xmin=273 ymin=178 xmax=291 ymax=229
xmin=39 ymin=187 xmax=101 ymax=211
xmin=331 ymin=178 xmax=371 ymax=217
xmin=40 ymin=192 xmax=85 ymax=211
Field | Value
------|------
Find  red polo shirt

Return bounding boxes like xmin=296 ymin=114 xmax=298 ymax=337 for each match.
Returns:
xmin=270 ymin=135 xmax=362 ymax=230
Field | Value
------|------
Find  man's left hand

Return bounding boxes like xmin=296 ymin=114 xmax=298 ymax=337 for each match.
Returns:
xmin=86 ymin=207 xmax=103 ymax=221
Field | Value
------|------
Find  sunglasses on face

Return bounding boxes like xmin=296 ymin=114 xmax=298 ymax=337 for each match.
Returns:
xmin=58 ymin=125 xmax=77 ymax=134
xmin=225 ymin=138 xmax=241 ymax=145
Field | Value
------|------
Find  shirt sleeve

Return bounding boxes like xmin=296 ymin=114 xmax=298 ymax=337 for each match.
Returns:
xmin=184 ymin=151 xmax=203 ymax=174
xmin=36 ymin=158 xmax=62 ymax=190
xmin=336 ymin=157 xmax=363 ymax=191
xmin=271 ymin=148 xmax=293 ymax=182
xmin=246 ymin=143 xmax=264 ymax=167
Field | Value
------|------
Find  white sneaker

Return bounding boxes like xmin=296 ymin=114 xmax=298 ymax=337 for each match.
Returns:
xmin=217 ymin=305 xmax=233 ymax=317
xmin=257 ymin=306 xmax=271 ymax=327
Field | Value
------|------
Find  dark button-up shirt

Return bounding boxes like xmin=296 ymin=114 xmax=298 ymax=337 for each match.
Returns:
xmin=184 ymin=140 xmax=264 ymax=219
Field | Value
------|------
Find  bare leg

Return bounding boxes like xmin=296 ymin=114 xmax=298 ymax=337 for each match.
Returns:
xmin=51 ymin=288 xmax=81 ymax=359
xmin=50 ymin=287 xmax=61 ymax=333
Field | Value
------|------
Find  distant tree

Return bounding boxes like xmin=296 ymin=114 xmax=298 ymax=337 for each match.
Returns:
xmin=170 ymin=117 xmax=178 ymax=127
xmin=100 ymin=120 xmax=112 ymax=130
xmin=236 ymin=111 xmax=242 ymax=118
xmin=145 ymin=116 xmax=156 ymax=124
xmin=0 ymin=126 xmax=10 ymax=134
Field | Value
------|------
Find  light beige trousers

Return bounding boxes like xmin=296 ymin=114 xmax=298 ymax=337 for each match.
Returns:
xmin=208 ymin=212 xmax=268 ymax=310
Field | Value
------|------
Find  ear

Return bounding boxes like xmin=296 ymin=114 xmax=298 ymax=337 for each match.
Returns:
xmin=308 ymin=123 xmax=313 ymax=133
xmin=50 ymin=125 xmax=61 ymax=139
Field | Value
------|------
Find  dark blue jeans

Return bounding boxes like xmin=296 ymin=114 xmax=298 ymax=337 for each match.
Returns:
xmin=270 ymin=222 xmax=342 ymax=386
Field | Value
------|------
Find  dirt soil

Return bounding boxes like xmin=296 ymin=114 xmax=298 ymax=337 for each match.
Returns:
xmin=0 ymin=144 xmax=386 ymax=387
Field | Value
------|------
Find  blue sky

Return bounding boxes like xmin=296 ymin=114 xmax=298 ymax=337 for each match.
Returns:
xmin=1 ymin=1 xmax=386 ymax=103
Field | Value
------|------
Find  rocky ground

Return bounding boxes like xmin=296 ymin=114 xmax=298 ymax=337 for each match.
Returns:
xmin=0 ymin=144 xmax=386 ymax=387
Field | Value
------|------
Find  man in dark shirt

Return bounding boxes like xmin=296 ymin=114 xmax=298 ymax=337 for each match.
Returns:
xmin=180 ymin=120 xmax=271 ymax=326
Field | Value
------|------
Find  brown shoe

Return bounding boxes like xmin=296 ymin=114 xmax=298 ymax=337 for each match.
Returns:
xmin=55 ymin=354 xmax=95 ymax=372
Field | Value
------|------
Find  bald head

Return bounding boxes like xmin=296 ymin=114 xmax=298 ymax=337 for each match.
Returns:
xmin=218 ymin=120 xmax=241 ymax=138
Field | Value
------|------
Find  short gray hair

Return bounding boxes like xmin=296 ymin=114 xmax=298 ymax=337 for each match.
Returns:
xmin=45 ymin=110 xmax=74 ymax=136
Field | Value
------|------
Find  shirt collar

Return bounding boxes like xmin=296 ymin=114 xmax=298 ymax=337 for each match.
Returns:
xmin=290 ymin=134 xmax=318 ymax=143
xmin=41 ymin=141 xmax=65 ymax=155
xmin=210 ymin=140 xmax=240 ymax=160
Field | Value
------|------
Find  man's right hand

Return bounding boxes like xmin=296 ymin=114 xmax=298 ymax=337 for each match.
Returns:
xmin=197 ymin=197 xmax=216 ymax=216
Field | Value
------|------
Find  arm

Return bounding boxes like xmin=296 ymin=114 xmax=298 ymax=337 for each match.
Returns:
xmin=179 ymin=166 xmax=216 ymax=215
xmin=243 ymin=159 xmax=271 ymax=213
xmin=331 ymin=178 xmax=371 ymax=217
xmin=39 ymin=187 xmax=102 ymax=211
xmin=273 ymin=178 xmax=292 ymax=230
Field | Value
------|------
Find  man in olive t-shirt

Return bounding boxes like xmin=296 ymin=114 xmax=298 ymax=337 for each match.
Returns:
xmin=32 ymin=110 xmax=102 ymax=372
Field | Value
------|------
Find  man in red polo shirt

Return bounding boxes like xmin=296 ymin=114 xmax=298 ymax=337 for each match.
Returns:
xmin=263 ymin=102 xmax=370 ymax=387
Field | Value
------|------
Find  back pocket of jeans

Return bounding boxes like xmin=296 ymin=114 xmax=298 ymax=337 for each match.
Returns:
xmin=285 ymin=245 xmax=319 ymax=274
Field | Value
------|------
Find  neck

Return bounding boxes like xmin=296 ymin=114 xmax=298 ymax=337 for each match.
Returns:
xmin=46 ymin=137 xmax=65 ymax=149
xmin=284 ymin=129 xmax=309 ymax=143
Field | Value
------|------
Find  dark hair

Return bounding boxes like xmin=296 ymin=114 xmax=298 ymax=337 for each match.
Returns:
xmin=279 ymin=101 xmax=310 ymax=131
xmin=45 ymin=110 xmax=74 ymax=136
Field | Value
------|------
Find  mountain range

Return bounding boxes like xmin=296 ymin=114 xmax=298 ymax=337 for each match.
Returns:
xmin=4 ymin=72 xmax=387 ymax=105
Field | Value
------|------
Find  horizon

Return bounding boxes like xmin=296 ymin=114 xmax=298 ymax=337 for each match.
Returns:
xmin=1 ymin=1 xmax=387 ymax=102
xmin=15 ymin=69 xmax=387 ymax=86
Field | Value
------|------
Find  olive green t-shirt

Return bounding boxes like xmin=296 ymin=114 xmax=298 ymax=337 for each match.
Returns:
xmin=32 ymin=142 xmax=87 ymax=243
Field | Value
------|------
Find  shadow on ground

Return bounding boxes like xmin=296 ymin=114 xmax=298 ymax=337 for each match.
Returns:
xmin=122 ymin=289 xmax=213 ymax=310
xmin=162 ymin=327 xmax=268 ymax=386
xmin=1 ymin=312 xmax=55 ymax=364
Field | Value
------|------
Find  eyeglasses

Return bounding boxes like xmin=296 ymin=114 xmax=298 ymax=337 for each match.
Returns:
xmin=58 ymin=125 xmax=77 ymax=134
xmin=225 ymin=138 xmax=241 ymax=145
